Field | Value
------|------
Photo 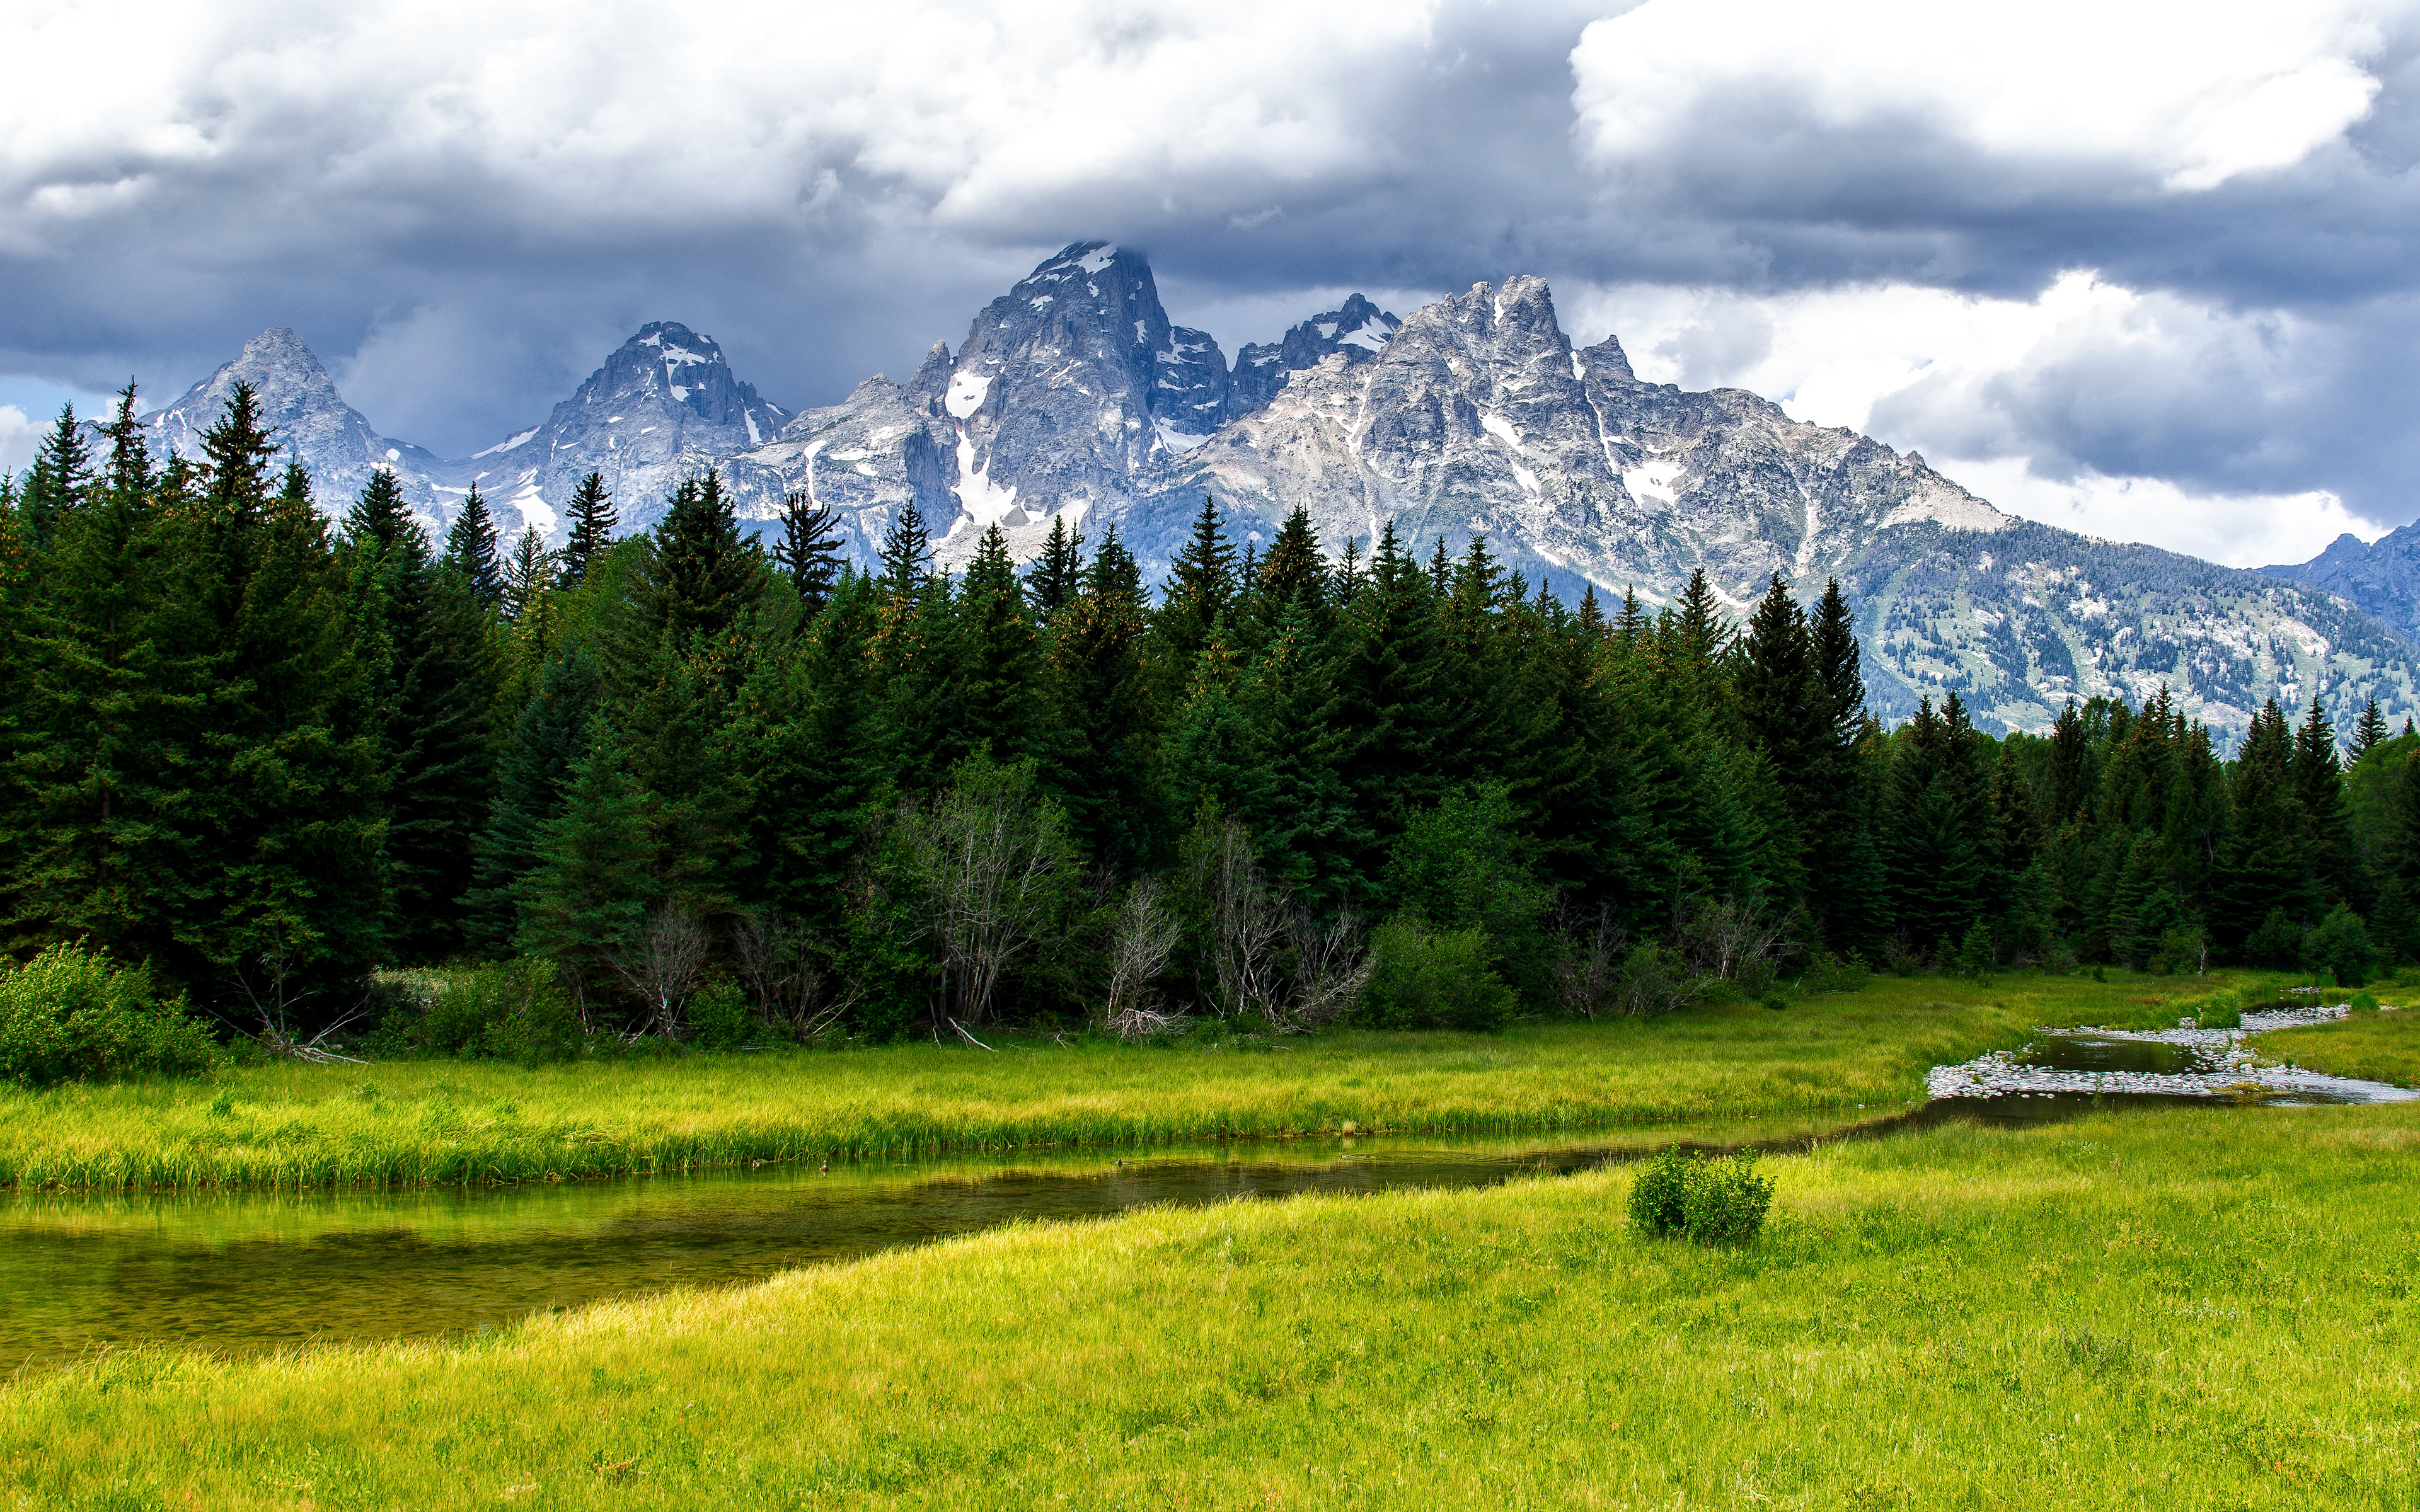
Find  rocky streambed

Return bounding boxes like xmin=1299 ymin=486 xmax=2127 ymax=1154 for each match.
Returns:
xmin=1927 ymin=1002 xmax=2420 ymax=1106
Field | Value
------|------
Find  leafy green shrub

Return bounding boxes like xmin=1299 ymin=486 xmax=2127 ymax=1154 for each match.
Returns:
xmin=1955 ymin=920 xmax=1995 ymax=981
xmin=379 ymin=958 xmax=583 ymax=1062
xmin=684 ymin=978 xmax=761 ymax=1049
xmin=0 ymin=942 xmax=221 ymax=1087
xmin=2351 ymin=992 xmax=2380 ymax=1013
xmin=1357 ymin=919 xmax=1515 ymax=1031
xmin=1627 ymin=1148 xmax=1692 ymax=1236
xmin=1684 ymin=1154 xmax=1776 ymax=1245
xmin=1628 ymin=1148 xmax=1776 ymax=1245
xmin=2307 ymin=904 xmax=2375 ymax=987
xmin=1801 ymin=949 xmax=1870 ymax=994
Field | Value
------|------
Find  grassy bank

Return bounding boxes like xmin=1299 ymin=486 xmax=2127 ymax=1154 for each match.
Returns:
xmin=0 ymin=971 xmax=2261 ymax=1191
xmin=10 ymin=1099 xmax=2416 ymax=1508
xmin=2260 ymin=1007 xmax=2420 ymax=1088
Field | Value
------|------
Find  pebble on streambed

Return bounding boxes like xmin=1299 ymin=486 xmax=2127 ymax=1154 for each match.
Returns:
xmin=1925 ymin=1003 xmax=2420 ymax=1104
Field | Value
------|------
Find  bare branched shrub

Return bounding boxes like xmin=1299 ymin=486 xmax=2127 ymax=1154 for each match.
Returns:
xmin=1612 ymin=942 xmax=1708 ymax=1018
xmin=1102 ymin=877 xmax=1189 ymax=1040
xmin=1550 ymin=902 xmax=1627 ymax=1020
xmin=1184 ymin=817 xmax=1288 ymax=1022
xmin=613 ymin=899 xmax=709 ymax=1038
xmin=1680 ymin=896 xmax=1795 ymax=990
xmin=731 ymin=907 xmax=853 ymax=1042
xmin=1274 ymin=904 xmax=1371 ymax=1031
xmin=902 ymin=765 xmax=1077 ymax=1025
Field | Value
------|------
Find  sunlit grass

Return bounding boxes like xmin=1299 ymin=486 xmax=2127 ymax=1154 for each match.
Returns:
xmin=9 ymin=1100 xmax=2416 ymax=1509
xmin=2261 ymin=1006 xmax=2420 ymax=1089
xmin=0 ymin=970 xmax=2269 ymax=1190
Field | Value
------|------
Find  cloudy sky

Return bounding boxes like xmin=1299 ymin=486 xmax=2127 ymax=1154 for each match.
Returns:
xmin=3 ymin=0 xmax=2415 ymax=568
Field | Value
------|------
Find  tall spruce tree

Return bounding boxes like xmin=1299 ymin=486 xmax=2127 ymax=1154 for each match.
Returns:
xmin=175 ymin=386 xmax=384 ymax=1012
xmin=2294 ymin=694 xmax=2354 ymax=907
xmin=502 ymin=526 xmax=553 ymax=624
xmin=770 ymin=489 xmax=844 ymax=616
xmin=463 ymin=649 xmax=604 ymax=954
xmin=2352 ymin=696 xmax=2389 ymax=760
xmin=1157 ymin=495 xmax=1236 ymax=671
xmin=445 ymin=485 xmax=504 ymax=611
xmin=558 ymin=471 xmax=617 ymax=589
xmin=1040 ymin=527 xmax=1158 ymax=869
xmin=878 ymin=498 xmax=931 ymax=597
xmin=1024 ymin=514 xmax=1086 ymax=619
xmin=18 ymin=404 xmax=93 ymax=549
xmin=517 ymin=714 xmax=654 ymax=1009
xmin=949 ymin=524 xmax=1037 ymax=766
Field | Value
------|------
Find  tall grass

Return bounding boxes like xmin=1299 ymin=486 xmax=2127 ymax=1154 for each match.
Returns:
xmin=2260 ymin=1005 xmax=2420 ymax=1087
xmin=0 ymin=970 xmax=2275 ymax=1190
xmin=9 ymin=1100 xmax=2417 ymax=1508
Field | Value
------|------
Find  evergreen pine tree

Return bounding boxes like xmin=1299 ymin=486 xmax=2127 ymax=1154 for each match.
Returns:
xmin=19 ymin=404 xmax=93 ymax=549
xmin=2352 ymin=696 xmax=2389 ymax=760
xmin=2215 ymin=699 xmax=2304 ymax=948
xmin=179 ymin=385 xmax=385 ymax=1011
xmin=517 ymin=714 xmax=655 ymax=1009
xmin=444 ymin=485 xmax=504 ymax=611
xmin=1023 ymin=514 xmax=1086 ymax=619
xmin=343 ymin=468 xmax=420 ymax=554
xmin=1157 ymin=495 xmax=1236 ymax=670
xmin=770 ymin=489 xmax=844 ymax=616
xmin=2294 ymin=694 xmax=2354 ymax=907
xmin=558 ymin=471 xmax=617 ymax=589
xmin=1040 ymin=527 xmax=1158 ymax=869
xmin=878 ymin=498 xmax=931 ymax=597
xmin=463 ymin=650 xmax=603 ymax=954
xmin=502 ymin=526 xmax=553 ymax=624
xmin=949 ymin=524 xmax=1036 ymax=766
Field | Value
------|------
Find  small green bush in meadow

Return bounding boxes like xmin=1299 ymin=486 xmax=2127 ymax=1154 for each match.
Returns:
xmin=1358 ymin=919 xmax=1515 ymax=1032
xmin=1627 ymin=1147 xmax=1775 ymax=1245
xmin=684 ymin=979 xmax=763 ymax=1050
xmin=2307 ymin=904 xmax=2375 ymax=988
xmin=1683 ymin=1153 xmax=1776 ymax=1244
xmin=1801 ymin=949 xmax=1871 ymax=994
xmin=0 ymin=942 xmax=221 ymax=1087
xmin=1626 ymin=1148 xmax=1691 ymax=1235
xmin=372 ymin=958 xmax=583 ymax=1063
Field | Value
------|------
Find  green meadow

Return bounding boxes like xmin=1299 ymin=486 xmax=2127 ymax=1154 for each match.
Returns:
xmin=2262 ymin=1007 xmax=2420 ymax=1089
xmin=9 ymin=966 xmax=2404 ymax=1510
xmin=9 ymin=1101 xmax=2417 ymax=1509
xmin=3 ymin=971 xmax=2259 ymax=1191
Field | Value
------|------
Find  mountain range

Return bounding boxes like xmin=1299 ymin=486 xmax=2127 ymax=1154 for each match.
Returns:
xmin=124 ymin=241 xmax=2418 ymax=736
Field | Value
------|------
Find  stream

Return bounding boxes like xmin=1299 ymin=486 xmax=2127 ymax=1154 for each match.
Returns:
xmin=5 ymin=1004 xmax=2412 ymax=1374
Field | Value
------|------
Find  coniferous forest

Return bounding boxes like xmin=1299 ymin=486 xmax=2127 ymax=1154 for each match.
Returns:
xmin=2 ymin=384 xmax=2409 ymax=1046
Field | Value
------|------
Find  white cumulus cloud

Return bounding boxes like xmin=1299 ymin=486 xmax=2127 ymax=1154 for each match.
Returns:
xmin=1572 ymin=0 xmax=2387 ymax=193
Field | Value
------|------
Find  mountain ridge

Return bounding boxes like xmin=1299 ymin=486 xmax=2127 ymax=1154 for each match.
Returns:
xmin=113 ymin=244 xmax=2419 ymax=736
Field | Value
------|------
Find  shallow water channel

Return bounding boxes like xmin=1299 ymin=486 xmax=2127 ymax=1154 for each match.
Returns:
xmin=3 ymin=1116 xmax=1872 ymax=1372
xmin=6 ymin=1025 xmax=2413 ymax=1373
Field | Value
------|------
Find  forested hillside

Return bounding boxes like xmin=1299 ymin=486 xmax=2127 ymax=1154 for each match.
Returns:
xmin=3 ymin=386 xmax=2406 ymax=1041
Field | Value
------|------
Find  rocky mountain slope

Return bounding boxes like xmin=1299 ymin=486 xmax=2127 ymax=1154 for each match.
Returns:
xmin=2261 ymin=529 xmax=2420 ymax=645
xmin=126 ymin=244 xmax=2417 ymax=735
xmin=135 ymin=328 xmax=453 ymax=525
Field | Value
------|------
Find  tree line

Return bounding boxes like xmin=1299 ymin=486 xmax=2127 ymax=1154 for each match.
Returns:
xmin=0 ymin=387 xmax=2405 ymax=1044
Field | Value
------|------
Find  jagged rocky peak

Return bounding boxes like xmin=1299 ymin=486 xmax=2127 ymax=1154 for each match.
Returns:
xmin=456 ymin=319 xmax=788 ymax=542
xmin=1230 ymin=292 xmax=1402 ymax=415
xmin=577 ymin=321 xmax=784 ymax=435
xmin=911 ymin=241 xmax=1231 ymax=562
xmin=2260 ymin=526 xmax=2420 ymax=643
xmin=142 ymin=326 xmax=449 ymax=519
